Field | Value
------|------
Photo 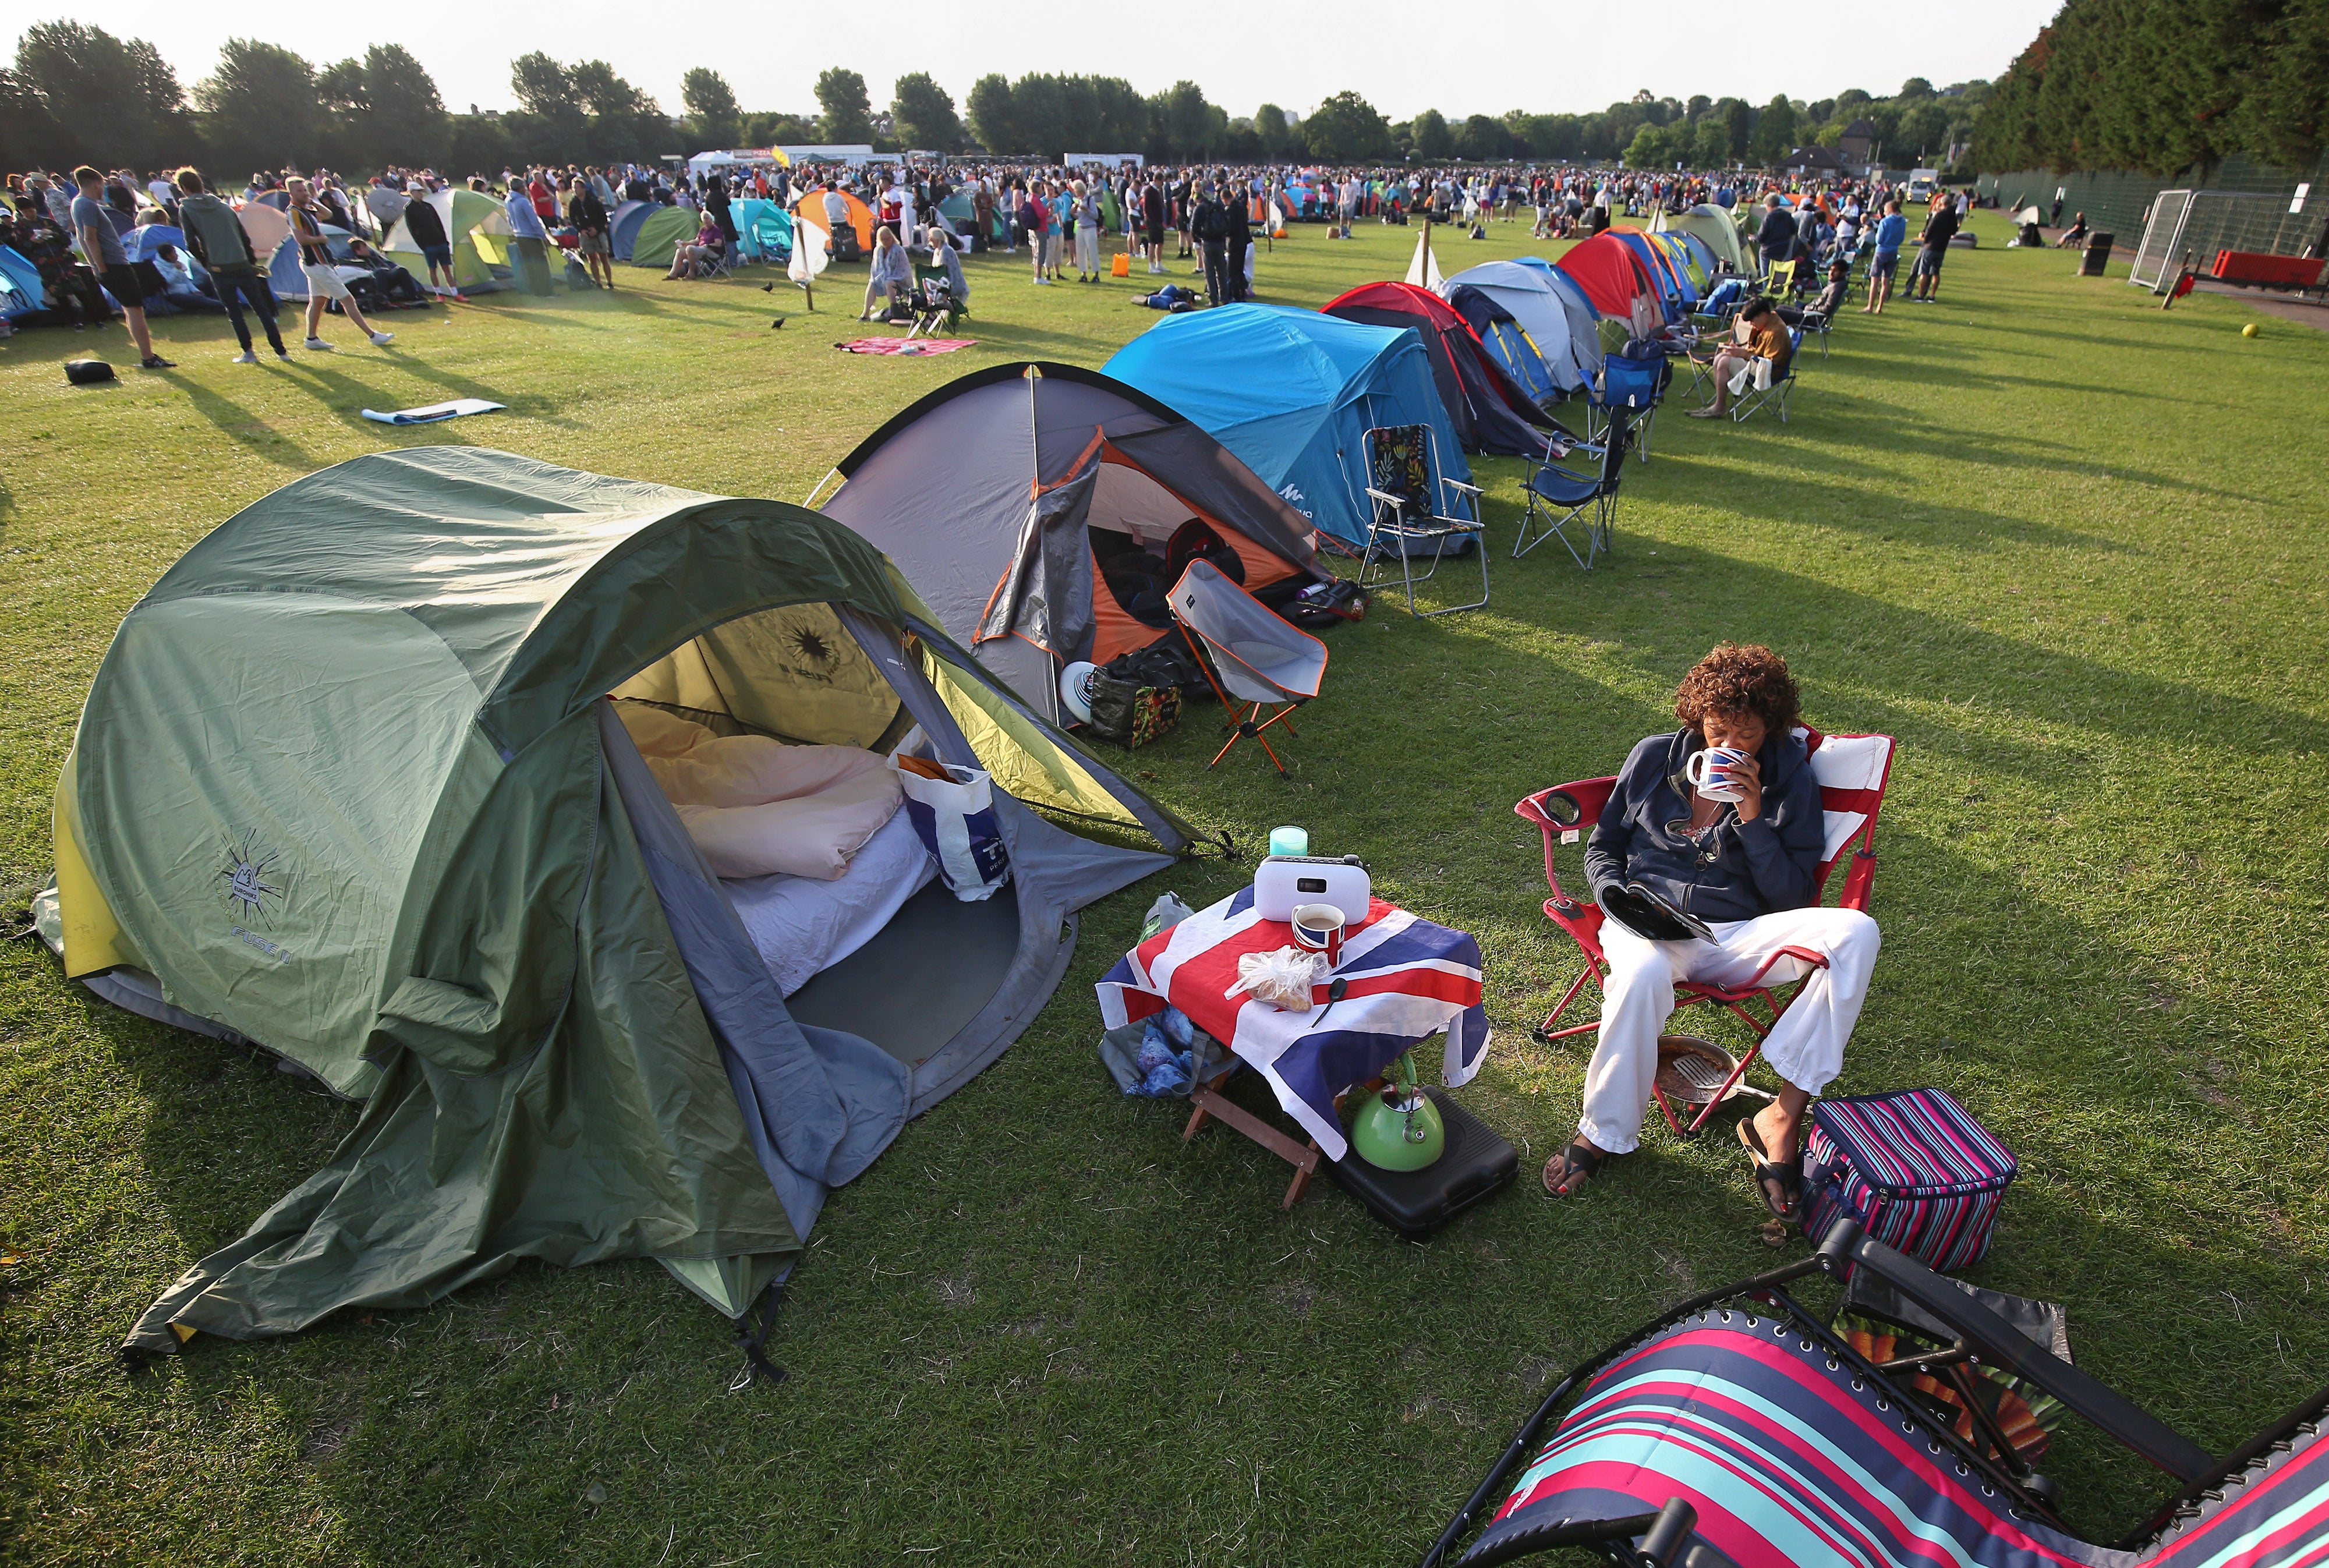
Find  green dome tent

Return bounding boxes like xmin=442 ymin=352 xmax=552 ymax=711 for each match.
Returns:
xmin=42 ymin=447 xmax=1191 ymax=1358
xmin=628 ymin=204 xmax=700 ymax=269
xmin=383 ymin=187 xmax=516 ymax=295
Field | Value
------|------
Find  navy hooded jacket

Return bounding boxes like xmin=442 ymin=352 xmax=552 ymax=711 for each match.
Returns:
xmin=1584 ymin=728 xmax=1825 ymax=925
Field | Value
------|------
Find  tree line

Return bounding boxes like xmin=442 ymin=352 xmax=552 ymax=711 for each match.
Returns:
xmin=1973 ymin=0 xmax=2327 ymax=176
xmin=0 ymin=22 xmax=1988 ymax=178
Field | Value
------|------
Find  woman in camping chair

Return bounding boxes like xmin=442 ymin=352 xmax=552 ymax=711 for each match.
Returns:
xmin=664 ymin=214 xmax=725 ymax=280
xmin=1544 ymin=643 xmax=1878 ymax=1216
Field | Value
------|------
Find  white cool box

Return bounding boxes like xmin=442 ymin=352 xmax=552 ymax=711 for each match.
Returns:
xmin=1252 ymin=855 xmax=1372 ymax=925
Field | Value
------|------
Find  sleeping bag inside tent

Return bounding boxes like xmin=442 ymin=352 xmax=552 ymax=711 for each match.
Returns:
xmin=1102 ymin=303 xmax=1470 ymax=551
xmin=40 ymin=445 xmax=1188 ymax=1358
xmin=1321 ymin=281 xmax=1555 ymax=456
xmin=818 ymin=362 xmax=1322 ymax=727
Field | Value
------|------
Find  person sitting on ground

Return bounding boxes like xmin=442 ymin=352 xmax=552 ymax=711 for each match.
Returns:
xmin=1542 ymin=643 xmax=1879 ymax=1215
xmin=859 ymin=224 xmax=911 ymax=320
xmin=343 ymin=238 xmax=426 ymax=305
xmin=1687 ymin=297 xmax=1792 ymax=419
xmin=144 ymin=241 xmax=224 ymax=314
xmin=2053 ymin=210 xmax=2090 ymax=249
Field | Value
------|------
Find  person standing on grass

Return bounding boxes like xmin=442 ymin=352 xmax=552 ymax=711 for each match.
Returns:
xmin=1191 ymin=183 xmax=1232 ymax=307
xmin=174 ymin=168 xmax=286 ymax=362
xmin=567 ymin=175 xmax=615 ymax=289
xmin=400 ymin=182 xmax=462 ymax=300
xmin=501 ymin=175 xmax=554 ymax=296
xmin=285 ymin=178 xmax=394 ymax=352
xmin=1022 ymin=182 xmax=1050 ymax=284
xmin=1862 ymin=200 xmax=1906 ymax=314
xmin=70 ymin=166 xmax=171 ymax=368
xmin=1909 ymin=193 xmax=1958 ymax=303
xmin=1542 ymin=644 xmax=1878 ymax=1215
xmin=1071 ymin=179 xmax=1102 ymax=282
xmin=1139 ymin=174 xmax=1166 ymax=274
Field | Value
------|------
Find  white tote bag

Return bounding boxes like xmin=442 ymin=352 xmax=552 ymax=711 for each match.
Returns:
xmin=894 ymin=760 xmax=1011 ymax=902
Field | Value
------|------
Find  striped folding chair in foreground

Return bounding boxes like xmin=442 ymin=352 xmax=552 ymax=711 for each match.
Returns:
xmin=1513 ymin=727 xmax=1895 ymax=1140
xmin=1420 ymin=1215 xmax=2325 ymax=1568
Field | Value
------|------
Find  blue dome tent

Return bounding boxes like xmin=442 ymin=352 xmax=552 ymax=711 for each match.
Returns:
xmin=1102 ymin=304 xmax=1469 ymax=550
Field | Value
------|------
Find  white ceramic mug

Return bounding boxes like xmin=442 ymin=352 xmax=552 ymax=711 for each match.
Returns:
xmin=1684 ymin=745 xmax=1751 ymax=802
xmin=1289 ymin=902 xmax=1345 ymax=967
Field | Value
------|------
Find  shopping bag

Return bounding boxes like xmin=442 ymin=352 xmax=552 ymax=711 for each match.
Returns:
xmin=1111 ymin=250 xmax=1131 ymax=278
xmin=894 ymin=758 xmax=1011 ymax=901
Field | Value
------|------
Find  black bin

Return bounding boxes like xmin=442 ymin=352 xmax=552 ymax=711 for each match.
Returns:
xmin=2079 ymin=233 xmax=2115 ymax=277
xmin=1325 ymin=1087 xmax=1517 ymax=1237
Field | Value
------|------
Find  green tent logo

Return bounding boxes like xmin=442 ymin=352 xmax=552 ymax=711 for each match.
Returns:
xmin=220 ymin=830 xmax=284 ymax=925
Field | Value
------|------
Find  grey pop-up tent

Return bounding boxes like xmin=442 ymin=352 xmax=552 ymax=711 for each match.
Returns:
xmin=813 ymin=362 xmax=1322 ymax=727
xmin=39 ymin=446 xmax=1191 ymax=1357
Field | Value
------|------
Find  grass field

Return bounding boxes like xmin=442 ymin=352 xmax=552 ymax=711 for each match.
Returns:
xmin=2 ymin=210 xmax=2326 ymax=1568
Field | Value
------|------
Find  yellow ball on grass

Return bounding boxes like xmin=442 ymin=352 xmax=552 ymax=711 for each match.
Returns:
xmin=2242 ymin=323 xmax=2260 ymax=337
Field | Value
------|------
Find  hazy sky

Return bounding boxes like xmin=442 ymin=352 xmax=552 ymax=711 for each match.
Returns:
xmin=45 ymin=0 xmax=2058 ymax=125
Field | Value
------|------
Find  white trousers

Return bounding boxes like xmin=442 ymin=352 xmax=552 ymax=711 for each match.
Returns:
xmin=1075 ymin=224 xmax=1100 ymax=272
xmin=1578 ymin=907 xmax=1880 ymax=1155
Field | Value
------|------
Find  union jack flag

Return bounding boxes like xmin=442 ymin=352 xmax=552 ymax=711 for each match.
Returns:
xmin=1098 ymin=889 xmax=1490 ymax=1162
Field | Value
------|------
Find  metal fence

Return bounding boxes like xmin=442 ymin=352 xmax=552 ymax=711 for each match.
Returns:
xmin=2128 ymin=188 xmax=2329 ymax=291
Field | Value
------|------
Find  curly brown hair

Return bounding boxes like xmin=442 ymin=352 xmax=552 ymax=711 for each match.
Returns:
xmin=1674 ymin=643 xmax=1800 ymax=735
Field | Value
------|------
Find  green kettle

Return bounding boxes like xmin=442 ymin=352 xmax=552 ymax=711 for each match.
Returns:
xmin=1350 ymin=1052 xmax=1446 ymax=1171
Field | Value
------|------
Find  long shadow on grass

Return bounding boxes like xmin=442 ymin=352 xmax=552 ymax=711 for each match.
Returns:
xmin=150 ymin=372 xmax=318 ymax=470
xmin=274 ymin=359 xmax=575 ymax=431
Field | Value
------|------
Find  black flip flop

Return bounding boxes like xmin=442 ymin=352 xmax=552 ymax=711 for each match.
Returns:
xmin=1737 ymin=1118 xmax=1801 ymax=1219
xmin=1542 ymin=1141 xmax=1603 ymax=1198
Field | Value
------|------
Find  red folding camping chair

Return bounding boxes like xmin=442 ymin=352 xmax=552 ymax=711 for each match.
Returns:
xmin=1513 ymin=726 xmax=1896 ymax=1139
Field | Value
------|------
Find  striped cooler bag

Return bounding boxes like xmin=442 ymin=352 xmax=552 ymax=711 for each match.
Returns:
xmin=1801 ymin=1088 xmax=2017 ymax=1271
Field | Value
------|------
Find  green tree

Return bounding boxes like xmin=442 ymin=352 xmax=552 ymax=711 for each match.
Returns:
xmin=13 ymin=20 xmax=186 ymax=168
xmin=889 ymin=72 xmax=960 ymax=151
xmin=682 ymin=67 xmax=740 ymax=148
xmin=1721 ymin=96 xmax=1753 ymax=158
xmin=814 ymin=67 xmax=873 ymax=143
xmin=1456 ymin=112 xmax=1505 ymax=160
xmin=1751 ymin=93 xmax=1796 ymax=164
xmin=1686 ymin=94 xmax=1712 ymax=121
xmin=360 ymin=44 xmax=446 ymax=165
xmin=1693 ymin=116 xmax=1732 ymax=168
xmin=1410 ymin=108 xmax=1453 ymax=159
xmin=1254 ymin=102 xmax=1295 ymax=159
xmin=1302 ymin=90 xmax=1393 ymax=161
xmin=965 ymin=73 xmax=1013 ymax=151
xmin=198 ymin=39 xmax=322 ymax=174
xmin=1624 ymin=122 xmax=1669 ymax=167
xmin=1155 ymin=80 xmax=1216 ymax=160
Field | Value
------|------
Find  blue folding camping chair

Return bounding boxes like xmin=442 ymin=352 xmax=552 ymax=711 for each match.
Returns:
xmin=1512 ymin=411 xmax=1631 ymax=569
xmin=1587 ymin=352 xmax=1666 ymax=463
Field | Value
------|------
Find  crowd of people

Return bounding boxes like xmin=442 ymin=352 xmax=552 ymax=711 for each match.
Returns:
xmin=1 ymin=146 xmax=1984 ymax=364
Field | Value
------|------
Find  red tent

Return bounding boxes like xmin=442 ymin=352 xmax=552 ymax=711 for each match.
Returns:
xmin=1321 ymin=281 xmax=1553 ymax=455
xmin=1553 ymin=232 xmax=1661 ymax=318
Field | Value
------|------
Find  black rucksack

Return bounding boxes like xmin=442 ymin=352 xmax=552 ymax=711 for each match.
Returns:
xmin=65 ymin=359 xmax=116 ymax=386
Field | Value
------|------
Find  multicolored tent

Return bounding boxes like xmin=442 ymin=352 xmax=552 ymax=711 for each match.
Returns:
xmin=817 ymin=362 xmax=1319 ymax=726
xmin=1553 ymin=232 xmax=1666 ymax=321
xmin=1443 ymin=259 xmax=1602 ymax=395
xmin=382 ymin=188 xmax=516 ymax=295
xmin=1322 ymin=281 xmax=1555 ymax=455
xmin=42 ymin=446 xmax=1189 ymax=1360
xmin=627 ymin=204 xmax=699 ymax=270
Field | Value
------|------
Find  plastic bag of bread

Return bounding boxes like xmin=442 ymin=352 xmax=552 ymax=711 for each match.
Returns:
xmin=1226 ymin=946 xmax=1323 ymax=1012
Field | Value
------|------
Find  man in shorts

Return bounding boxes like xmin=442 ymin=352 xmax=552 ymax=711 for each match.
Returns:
xmin=70 ymin=165 xmax=171 ymax=368
xmin=286 ymin=176 xmax=392 ymax=351
xmin=564 ymin=172 xmax=614 ymax=289
xmin=1863 ymin=199 xmax=1906 ymax=314
xmin=399 ymin=181 xmax=462 ymax=299
xmin=1910 ymin=194 xmax=1958 ymax=303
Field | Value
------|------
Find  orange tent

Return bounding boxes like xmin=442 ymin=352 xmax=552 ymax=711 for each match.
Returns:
xmin=791 ymin=189 xmax=876 ymax=252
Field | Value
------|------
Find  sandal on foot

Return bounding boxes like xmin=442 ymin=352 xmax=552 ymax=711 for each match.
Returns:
xmin=1542 ymin=1141 xmax=1603 ymax=1198
xmin=1737 ymin=1118 xmax=1801 ymax=1219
